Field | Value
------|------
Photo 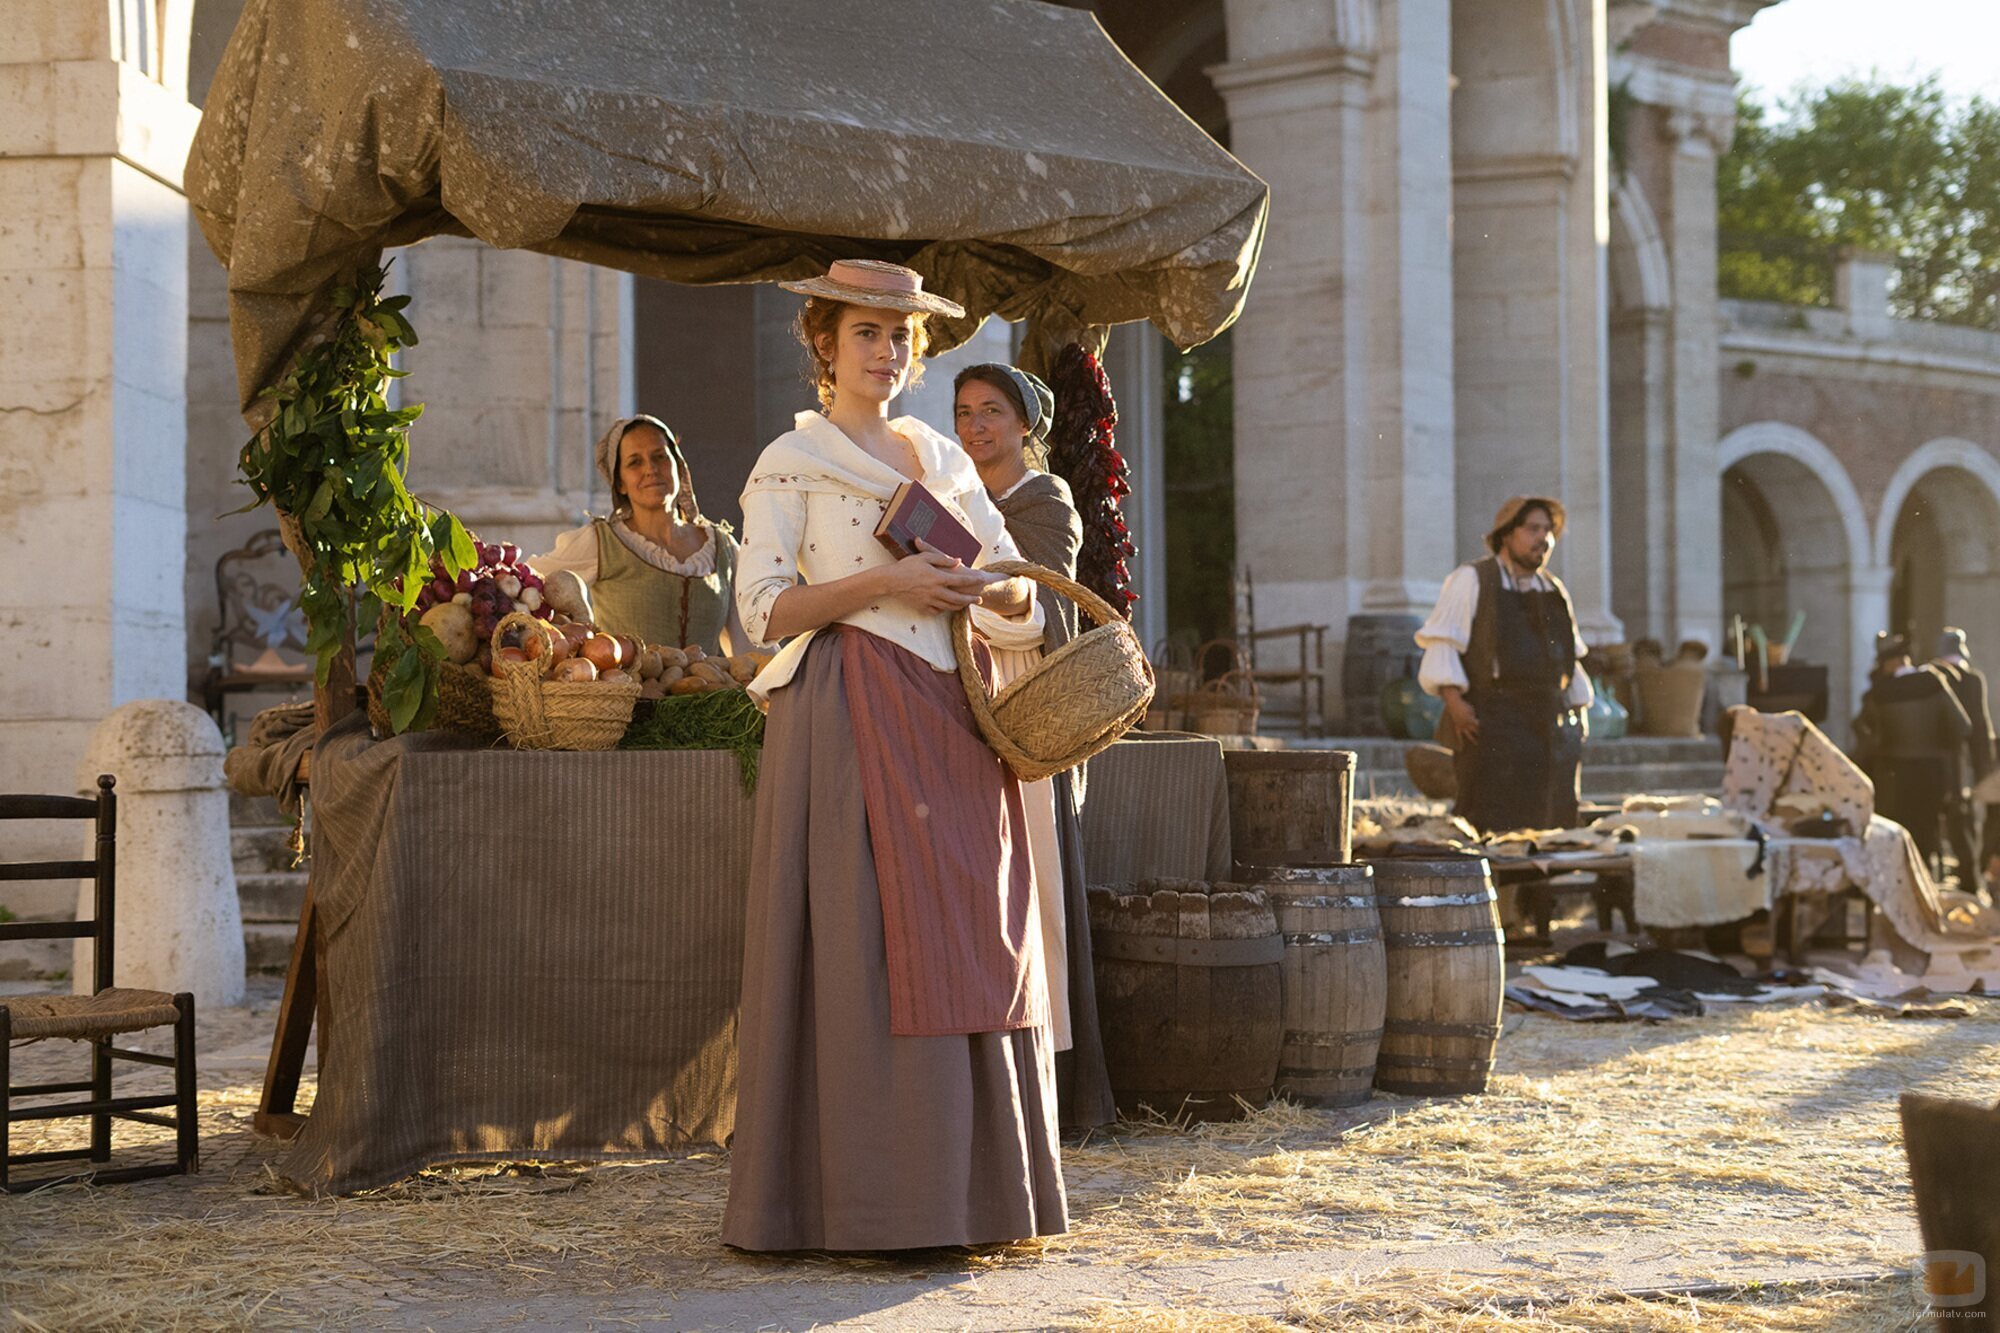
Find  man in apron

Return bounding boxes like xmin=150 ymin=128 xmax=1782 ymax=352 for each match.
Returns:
xmin=1415 ymin=496 xmax=1593 ymax=833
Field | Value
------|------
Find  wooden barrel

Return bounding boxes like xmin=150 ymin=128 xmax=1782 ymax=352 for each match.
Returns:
xmin=1368 ymin=858 xmax=1505 ymax=1096
xmin=1339 ymin=613 xmax=1423 ymax=736
xmin=1223 ymin=749 xmax=1356 ymax=868
xmin=1088 ymin=879 xmax=1283 ymax=1122
xmin=1240 ymin=863 xmax=1385 ymax=1107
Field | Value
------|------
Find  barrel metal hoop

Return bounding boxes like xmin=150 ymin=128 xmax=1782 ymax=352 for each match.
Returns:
xmin=1283 ymin=1028 xmax=1384 ymax=1047
xmin=1091 ymin=931 xmax=1286 ymax=967
xmin=1278 ymin=1065 xmax=1376 ymax=1080
xmin=1374 ymin=1053 xmax=1497 ymax=1072
xmin=1371 ymin=858 xmax=1492 ymax=880
xmin=1382 ymin=929 xmax=1505 ymax=948
xmin=1377 ymin=891 xmax=1495 ymax=907
xmin=1283 ymin=929 xmax=1383 ymax=947
xmin=1275 ymin=895 xmax=1378 ymax=910
xmin=1382 ymin=1019 xmax=1502 ymax=1040
xmin=1249 ymin=866 xmax=1374 ymax=886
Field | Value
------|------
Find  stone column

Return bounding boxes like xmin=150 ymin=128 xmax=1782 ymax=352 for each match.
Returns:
xmin=1610 ymin=1 xmax=1777 ymax=652
xmin=1849 ymin=563 xmax=1894 ymax=726
xmin=75 ymin=702 xmax=244 ymax=1007
xmin=1213 ymin=0 xmax=1455 ymax=727
xmin=1834 ymin=248 xmax=1897 ymax=341
xmin=1452 ymin=0 xmax=1620 ymax=644
xmin=1104 ymin=323 xmax=1169 ymax=654
xmin=397 ymin=242 xmax=633 ymax=559
xmin=0 ymin=6 xmax=201 ymax=893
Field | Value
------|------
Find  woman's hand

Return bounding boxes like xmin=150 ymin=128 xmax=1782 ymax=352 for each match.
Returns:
xmin=881 ymin=548 xmax=993 ymax=615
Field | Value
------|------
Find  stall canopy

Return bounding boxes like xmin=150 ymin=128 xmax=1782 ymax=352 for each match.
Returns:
xmin=187 ymin=0 xmax=1269 ymax=413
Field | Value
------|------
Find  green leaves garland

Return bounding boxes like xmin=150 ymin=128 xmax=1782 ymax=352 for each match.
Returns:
xmin=235 ymin=262 xmax=474 ymax=730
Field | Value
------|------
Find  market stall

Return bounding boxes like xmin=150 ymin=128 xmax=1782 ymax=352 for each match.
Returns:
xmin=190 ymin=0 xmax=1267 ymax=1187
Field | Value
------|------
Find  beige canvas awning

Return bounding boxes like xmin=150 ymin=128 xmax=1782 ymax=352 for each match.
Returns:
xmin=187 ymin=0 xmax=1268 ymax=413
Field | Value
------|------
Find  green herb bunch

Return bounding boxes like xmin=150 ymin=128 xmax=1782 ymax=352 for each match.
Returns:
xmin=235 ymin=262 xmax=476 ymax=731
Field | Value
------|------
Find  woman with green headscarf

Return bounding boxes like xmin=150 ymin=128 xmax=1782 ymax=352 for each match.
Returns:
xmin=531 ymin=414 xmax=746 ymax=655
xmin=952 ymin=361 xmax=1114 ymax=1133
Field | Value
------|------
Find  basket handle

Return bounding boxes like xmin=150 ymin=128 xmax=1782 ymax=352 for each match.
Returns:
xmin=949 ymin=560 xmax=1138 ymax=780
xmin=492 ymin=610 xmax=555 ymax=678
xmin=1194 ymin=637 xmax=1251 ymax=681
xmin=1205 ymin=668 xmax=1260 ymax=703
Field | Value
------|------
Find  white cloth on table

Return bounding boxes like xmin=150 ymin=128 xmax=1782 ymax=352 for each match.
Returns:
xmin=1414 ymin=562 xmax=1593 ymax=706
xmin=736 ymin=411 xmax=1044 ymax=703
xmin=530 ymin=519 xmax=720 ymax=581
xmin=1629 ymin=839 xmax=1770 ymax=927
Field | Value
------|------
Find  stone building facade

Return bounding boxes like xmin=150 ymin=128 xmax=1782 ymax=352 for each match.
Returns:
xmin=7 ymin=0 xmax=2000 ymax=852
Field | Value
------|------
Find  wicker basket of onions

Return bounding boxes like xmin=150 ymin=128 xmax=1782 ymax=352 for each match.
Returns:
xmin=488 ymin=611 xmax=642 ymax=750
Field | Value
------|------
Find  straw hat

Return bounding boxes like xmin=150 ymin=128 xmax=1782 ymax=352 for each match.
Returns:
xmin=778 ymin=259 xmax=966 ymax=318
xmin=1484 ymin=494 xmax=1568 ymax=554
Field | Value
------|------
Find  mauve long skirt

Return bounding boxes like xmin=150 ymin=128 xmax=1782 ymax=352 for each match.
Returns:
xmin=721 ymin=633 xmax=1069 ymax=1252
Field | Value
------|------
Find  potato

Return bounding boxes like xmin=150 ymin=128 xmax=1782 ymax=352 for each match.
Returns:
xmin=683 ymin=644 xmax=707 ymax=663
xmin=658 ymin=665 xmax=685 ymax=688
xmin=635 ymin=647 xmax=666 ymax=680
xmin=640 ymin=677 xmax=668 ymax=700
xmin=688 ymin=661 xmax=727 ymax=684
xmin=668 ymin=676 xmax=708 ymax=695
xmin=728 ymin=659 xmax=759 ymax=684
xmin=659 ymin=646 xmax=689 ymax=669
xmin=418 ymin=603 xmax=478 ymax=664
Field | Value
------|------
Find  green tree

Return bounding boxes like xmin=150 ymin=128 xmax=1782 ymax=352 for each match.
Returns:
xmin=1718 ymin=77 xmax=2000 ymax=326
xmin=1161 ymin=331 xmax=1235 ymax=654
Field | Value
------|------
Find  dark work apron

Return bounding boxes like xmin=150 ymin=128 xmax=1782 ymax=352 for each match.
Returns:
xmin=1453 ymin=584 xmax=1583 ymax=833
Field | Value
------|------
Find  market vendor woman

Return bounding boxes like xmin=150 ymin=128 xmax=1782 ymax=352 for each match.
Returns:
xmin=953 ymin=361 xmax=1115 ymax=1133
xmin=723 ymin=260 xmax=1066 ymax=1252
xmin=531 ymin=414 xmax=746 ymax=655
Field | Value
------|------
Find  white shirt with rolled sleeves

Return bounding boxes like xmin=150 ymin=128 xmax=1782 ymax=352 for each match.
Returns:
xmin=1415 ymin=562 xmax=1594 ymax=709
xmin=735 ymin=411 xmax=1044 ymax=705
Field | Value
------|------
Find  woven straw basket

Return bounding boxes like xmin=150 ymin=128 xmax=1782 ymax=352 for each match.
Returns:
xmin=952 ymin=560 xmax=1155 ymax=783
xmin=1634 ymin=663 xmax=1705 ymax=738
xmin=1174 ymin=639 xmax=1261 ymax=736
xmin=365 ymin=607 xmax=500 ymax=740
xmin=489 ymin=612 xmax=641 ymax=751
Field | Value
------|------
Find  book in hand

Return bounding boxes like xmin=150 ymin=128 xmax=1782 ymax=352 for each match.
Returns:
xmin=874 ymin=480 xmax=985 ymax=568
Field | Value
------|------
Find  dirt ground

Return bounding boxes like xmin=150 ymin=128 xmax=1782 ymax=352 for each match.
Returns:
xmin=3 ymin=970 xmax=1993 ymax=1331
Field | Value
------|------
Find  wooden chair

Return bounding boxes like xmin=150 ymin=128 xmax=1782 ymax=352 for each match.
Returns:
xmin=0 ymin=776 xmax=198 ymax=1192
xmin=1233 ymin=566 xmax=1329 ymax=737
xmin=202 ymin=529 xmax=314 ymax=730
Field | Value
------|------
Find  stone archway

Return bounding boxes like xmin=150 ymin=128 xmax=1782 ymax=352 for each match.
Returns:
xmin=1881 ymin=443 xmax=2000 ymax=661
xmin=1719 ymin=423 xmax=1871 ymax=737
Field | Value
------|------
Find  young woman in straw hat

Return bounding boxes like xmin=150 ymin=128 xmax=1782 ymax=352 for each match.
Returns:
xmin=529 ymin=414 xmax=746 ymax=656
xmin=952 ymin=361 xmax=1116 ymax=1134
xmin=723 ymin=260 xmax=1068 ymax=1252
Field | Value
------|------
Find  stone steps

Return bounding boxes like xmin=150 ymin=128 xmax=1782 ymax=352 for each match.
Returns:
xmin=230 ymin=797 xmax=305 ymax=972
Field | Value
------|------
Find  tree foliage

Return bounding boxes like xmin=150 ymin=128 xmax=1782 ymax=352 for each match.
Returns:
xmin=1719 ymin=77 xmax=2000 ymax=326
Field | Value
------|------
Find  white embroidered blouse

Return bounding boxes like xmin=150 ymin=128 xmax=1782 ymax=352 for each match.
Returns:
xmin=736 ymin=411 xmax=1044 ymax=701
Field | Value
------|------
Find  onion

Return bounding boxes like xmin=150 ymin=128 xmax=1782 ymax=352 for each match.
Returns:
xmin=490 ymin=646 xmax=530 ymax=677
xmin=580 ymin=635 xmax=623 ymax=673
xmin=552 ymin=657 xmax=597 ymax=682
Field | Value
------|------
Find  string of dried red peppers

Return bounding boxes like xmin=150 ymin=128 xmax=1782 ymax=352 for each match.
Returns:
xmin=1047 ymin=343 xmax=1138 ymax=618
